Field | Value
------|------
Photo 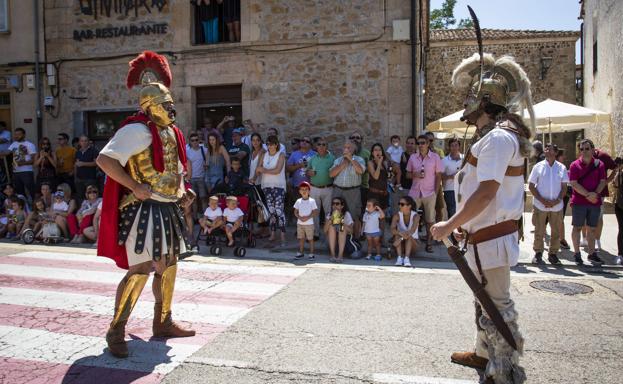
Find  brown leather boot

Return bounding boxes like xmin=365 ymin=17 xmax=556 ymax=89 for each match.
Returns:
xmin=106 ymin=320 xmax=128 ymax=358
xmin=153 ymin=303 xmax=196 ymax=337
xmin=106 ymin=274 xmax=148 ymax=358
xmin=152 ymin=264 xmax=195 ymax=338
xmin=450 ymin=351 xmax=489 ymax=370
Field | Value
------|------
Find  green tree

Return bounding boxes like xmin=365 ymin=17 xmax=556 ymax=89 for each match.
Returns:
xmin=430 ymin=0 xmax=475 ymax=30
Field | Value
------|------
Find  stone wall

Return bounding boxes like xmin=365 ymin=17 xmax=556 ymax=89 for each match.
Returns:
xmin=425 ymin=38 xmax=578 ymax=125
xmin=42 ymin=0 xmax=415 ymax=152
xmin=582 ymin=0 xmax=623 ymax=157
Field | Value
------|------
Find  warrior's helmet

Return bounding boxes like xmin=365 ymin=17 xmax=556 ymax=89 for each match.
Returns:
xmin=452 ymin=53 xmax=536 ymax=135
xmin=126 ymin=51 xmax=175 ymax=126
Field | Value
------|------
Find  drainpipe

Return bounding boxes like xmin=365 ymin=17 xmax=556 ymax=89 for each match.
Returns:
xmin=410 ymin=0 xmax=417 ymax=137
xmin=34 ymin=0 xmax=42 ymax=142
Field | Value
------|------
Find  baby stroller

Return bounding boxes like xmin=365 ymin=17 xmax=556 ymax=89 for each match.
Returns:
xmin=197 ymin=194 xmax=256 ymax=257
xmin=22 ymin=214 xmax=63 ymax=245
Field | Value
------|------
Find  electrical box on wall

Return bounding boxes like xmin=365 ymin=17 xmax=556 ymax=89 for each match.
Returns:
xmin=392 ymin=19 xmax=410 ymax=41
xmin=46 ymin=64 xmax=56 ymax=86
xmin=26 ymin=74 xmax=35 ymax=89
xmin=44 ymin=96 xmax=54 ymax=107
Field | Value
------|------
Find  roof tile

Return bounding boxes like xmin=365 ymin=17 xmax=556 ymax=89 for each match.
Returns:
xmin=430 ymin=28 xmax=580 ymax=42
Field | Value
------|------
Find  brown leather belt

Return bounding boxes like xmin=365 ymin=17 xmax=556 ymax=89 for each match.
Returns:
xmin=311 ymin=184 xmax=333 ymax=189
xmin=335 ymin=185 xmax=359 ymax=190
xmin=467 ymin=220 xmax=519 ymax=245
xmin=466 ymin=154 xmax=524 ymax=177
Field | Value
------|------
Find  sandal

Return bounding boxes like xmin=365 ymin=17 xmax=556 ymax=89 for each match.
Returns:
xmin=425 ymin=244 xmax=434 ymax=253
xmin=330 ymin=257 xmax=337 ymax=263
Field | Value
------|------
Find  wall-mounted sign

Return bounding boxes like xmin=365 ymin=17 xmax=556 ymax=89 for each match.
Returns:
xmin=73 ymin=0 xmax=169 ymax=41
xmin=78 ymin=0 xmax=168 ymax=20
xmin=73 ymin=23 xmax=168 ymax=41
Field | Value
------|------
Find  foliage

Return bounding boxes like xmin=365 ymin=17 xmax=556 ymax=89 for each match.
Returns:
xmin=430 ymin=0 xmax=475 ymax=30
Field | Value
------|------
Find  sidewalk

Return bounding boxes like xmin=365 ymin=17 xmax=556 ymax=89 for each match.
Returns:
xmin=187 ymin=211 xmax=622 ymax=269
xmin=1 ymin=212 xmax=619 ymax=270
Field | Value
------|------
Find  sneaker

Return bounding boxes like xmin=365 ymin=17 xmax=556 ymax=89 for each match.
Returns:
xmin=308 ymin=254 xmax=315 ymax=260
xmin=595 ymin=239 xmax=601 ymax=251
xmin=587 ymin=253 xmax=603 ymax=266
xmin=547 ymin=253 xmax=562 ymax=265
xmin=374 ymin=254 xmax=382 ymax=262
xmin=295 ymin=252 xmax=304 ymax=260
xmin=574 ymin=252 xmax=584 ymax=266
xmin=403 ymin=257 xmax=412 ymax=267
xmin=559 ymin=239 xmax=570 ymax=250
xmin=531 ymin=252 xmax=544 ymax=265
xmin=365 ymin=254 xmax=372 ymax=260
xmin=580 ymin=238 xmax=588 ymax=247
xmin=614 ymin=256 xmax=623 ymax=266
xmin=398 ymin=186 xmax=404 ymax=191
xmin=395 ymin=256 xmax=404 ymax=266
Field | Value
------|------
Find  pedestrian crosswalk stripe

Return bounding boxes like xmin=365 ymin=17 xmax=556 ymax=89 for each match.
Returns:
xmin=0 ymin=263 xmax=287 ymax=296
xmin=0 ymin=325 xmax=201 ymax=375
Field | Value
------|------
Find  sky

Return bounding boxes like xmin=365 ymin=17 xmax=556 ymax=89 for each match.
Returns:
xmin=430 ymin=0 xmax=583 ymax=62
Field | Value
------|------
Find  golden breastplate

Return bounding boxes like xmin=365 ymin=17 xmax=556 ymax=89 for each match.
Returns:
xmin=126 ymin=127 xmax=181 ymax=199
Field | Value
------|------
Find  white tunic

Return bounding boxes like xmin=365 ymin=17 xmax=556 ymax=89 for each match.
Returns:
xmin=99 ymin=122 xmax=187 ymax=266
xmin=455 ymin=125 xmax=525 ymax=271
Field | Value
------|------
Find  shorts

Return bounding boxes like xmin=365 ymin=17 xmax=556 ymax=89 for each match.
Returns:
xmin=190 ymin=178 xmax=208 ymax=198
xmin=365 ymin=231 xmax=382 ymax=238
xmin=571 ymin=204 xmax=600 ymax=228
xmin=297 ymin=224 xmax=314 ymax=240
xmin=204 ymin=174 xmax=223 ymax=190
xmin=414 ymin=194 xmax=436 ymax=223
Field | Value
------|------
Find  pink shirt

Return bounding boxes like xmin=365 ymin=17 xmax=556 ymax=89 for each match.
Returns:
xmin=406 ymin=151 xmax=442 ymax=199
xmin=569 ymin=157 xmax=606 ymax=207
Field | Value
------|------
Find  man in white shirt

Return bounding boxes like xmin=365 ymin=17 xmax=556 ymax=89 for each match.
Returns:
xmin=528 ymin=143 xmax=568 ymax=265
xmin=8 ymin=127 xmax=37 ymax=202
xmin=431 ymin=51 xmax=533 ymax=383
xmin=441 ymin=137 xmax=463 ymax=218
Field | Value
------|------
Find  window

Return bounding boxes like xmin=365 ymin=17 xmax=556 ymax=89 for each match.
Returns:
xmin=86 ymin=110 xmax=136 ymax=141
xmin=0 ymin=0 xmax=8 ymax=33
xmin=195 ymin=85 xmax=242 ymax=132
xmin=192 ymin=0 xmax=240 ymax=45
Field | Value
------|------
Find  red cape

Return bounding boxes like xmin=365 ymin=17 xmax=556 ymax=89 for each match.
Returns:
xmin=97 ymin=113 xmax=188 ymax=269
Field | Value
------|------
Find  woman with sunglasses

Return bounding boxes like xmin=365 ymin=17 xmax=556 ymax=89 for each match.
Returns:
xmin=390 ymin=196 xmax=419 ymax=267
xmin=324 ymin=196 xmax=353 ymax=263
xmin=33 ymin=137 xmax=57 ymax=191
xmin=69 ymin=185 xmax=101 ymax=243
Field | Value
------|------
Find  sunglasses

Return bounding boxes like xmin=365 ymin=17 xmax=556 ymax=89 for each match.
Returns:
xmin=87 ymin=190 xmax=98 ymax=194
xmin=399 ymin=202 xmax=410 ymax=206
xmin=301 ymin=139 xmax=311 ymax=144
xmin=349 ymin=136 xmax=361 ymax=140
xmin=317 ymin=143 xmax=327 ymax=146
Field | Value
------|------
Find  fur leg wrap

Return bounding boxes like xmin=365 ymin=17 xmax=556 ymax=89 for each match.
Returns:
xmin=479 ymin=304 xmax=526 ymax=383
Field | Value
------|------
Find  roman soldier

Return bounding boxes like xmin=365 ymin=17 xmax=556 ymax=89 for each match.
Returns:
xmin=97 ymin=51 xmax=196 ymax=358
xmin=430 ymin=8 xmax=535 ymax=384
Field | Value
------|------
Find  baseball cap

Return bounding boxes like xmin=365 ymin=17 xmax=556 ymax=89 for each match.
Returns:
xmin=54 ymin=191 xmax=64 ymax=198
xmin=298 ymin=181 xmax=311 ymax=190
xmin=232 ymin=128 xmax=244 ymax=135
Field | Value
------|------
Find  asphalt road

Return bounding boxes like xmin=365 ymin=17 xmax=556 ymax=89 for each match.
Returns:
xmin=163 ymin=260 xmax=623 ymax=384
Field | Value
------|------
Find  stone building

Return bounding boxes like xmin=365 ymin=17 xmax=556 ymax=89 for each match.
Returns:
xmin=425 ymin=28 xmax=580 ymax=125
xmin=1 ymin=0 xmax=428 ymax=151
xmin=0 ymin=0 xmax=44 ymax=144
xmin=580 ymin=0 xmax=622 ymax=156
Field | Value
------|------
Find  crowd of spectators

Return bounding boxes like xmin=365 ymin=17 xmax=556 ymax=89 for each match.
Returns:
xmin=2 ymin=116 xmax=622 ymax=267
xmin=0 ymin=122 xmax=102 ymax=245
